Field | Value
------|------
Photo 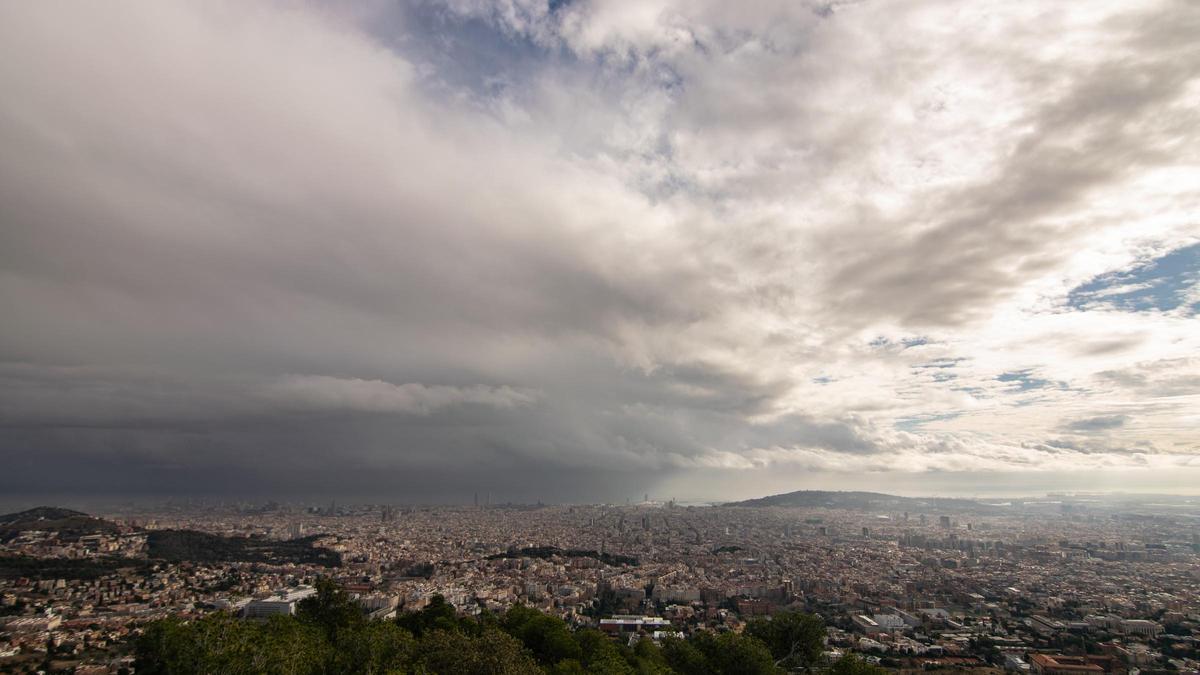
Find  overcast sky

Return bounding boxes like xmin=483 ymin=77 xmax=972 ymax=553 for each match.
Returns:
xmin=1 ymin=1 xmax=1198 ymax=504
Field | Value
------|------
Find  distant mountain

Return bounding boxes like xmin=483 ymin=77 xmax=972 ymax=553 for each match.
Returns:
xmin=725 ymin=490 xmax=989 ymax=512
xmin=0 ymin=506 xmax=122 ymax=542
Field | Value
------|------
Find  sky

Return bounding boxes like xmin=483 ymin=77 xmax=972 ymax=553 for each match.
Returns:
xmin=0 ymin=0 xmax=1198 ymax=504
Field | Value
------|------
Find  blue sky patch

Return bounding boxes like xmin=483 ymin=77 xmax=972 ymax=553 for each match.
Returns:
xmin=896 ymin=412 xmax=962 ymax=431
xmin=996 ymin=370 xmax=1055 ymax=392
xmin=870 ymin=335 xmax=931 ymax=350
xmin=374 ymin=3 xmax=568 ymax=103
xmin=914 ymin=357 xmax=967 ymax=370
xmin=1067 ymin=242 xmax=1200 ymax=313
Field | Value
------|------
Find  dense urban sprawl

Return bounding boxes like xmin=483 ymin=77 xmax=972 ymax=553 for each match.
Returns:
xmin=2 ymin=494 xmax=1198 ymax=673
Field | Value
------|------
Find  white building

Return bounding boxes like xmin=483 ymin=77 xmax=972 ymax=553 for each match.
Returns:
xmin=599 ymin=615 xmax=671 ymax=635
xmin=356 ymin=593 xmax=400 ymax=620
xmin=1005 ymin=654 xmax=1031 ymax=672
xmin=872 ymin=614 xmax=908 ymax=631
xmin=243 ymin=586 xmax=317 ymax=619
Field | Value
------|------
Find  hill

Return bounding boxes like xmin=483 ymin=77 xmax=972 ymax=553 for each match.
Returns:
xmin=0 ymin=506 xmax=122 ymax=542
xmin=485 ymin=546 xmax=638 ymax=567
xmin=146 ymin=529 xmax=341 ymax=567
xmin=0 ymin=554 xmax=152 ymax=580
xmin=725 ymin=490 xmax=989 ymax=512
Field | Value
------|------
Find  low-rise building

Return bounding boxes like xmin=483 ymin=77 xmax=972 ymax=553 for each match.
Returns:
xmin=243 ymin=587 xmax=316 ymax=619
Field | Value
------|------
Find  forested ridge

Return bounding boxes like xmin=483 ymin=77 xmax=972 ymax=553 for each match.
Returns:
xmin=485 ymin=546 xmax=638 ymax=567
xmin=145 ymin=530 xmax=341 ymax=567
xmin=135 ymin=580 xmax=884 ymax=674
xmin=0 ymin=554 xmax=151 ymax=580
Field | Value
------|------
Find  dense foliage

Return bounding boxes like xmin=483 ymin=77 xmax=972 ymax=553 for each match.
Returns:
xmin=146 ymin=530 xmax=341 ymax=567
xmin=744 ymin=611 xmax=826 ymax=669
xmin=485 ymin=546 xmax=639 ymax=567
xmin=0 ymin=554 xmax=152 ymax=580
xmin=135 ymin=579 xmax=884 ymax=674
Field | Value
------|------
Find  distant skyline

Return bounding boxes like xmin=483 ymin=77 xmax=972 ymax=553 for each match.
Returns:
xmin=1 ymin=1 xmax=1198 ymax=502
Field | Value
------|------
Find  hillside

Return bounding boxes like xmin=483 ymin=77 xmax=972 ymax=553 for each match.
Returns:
xmin=486 ymin=546 xmax=638 ymax=567
xmin=0 ymin=554 xmax=151 ymax=580
xmin=0 ymin=506 xmax=122 ymax=542
xmin=146 ymin=529 xmax=341 ymax=567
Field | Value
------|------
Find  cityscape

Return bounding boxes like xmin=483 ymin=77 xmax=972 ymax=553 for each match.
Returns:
xmin=2 ymin=0 xmax=1199 ymax=673
xmin=2 ymin=492 xmax=1199 ymax=673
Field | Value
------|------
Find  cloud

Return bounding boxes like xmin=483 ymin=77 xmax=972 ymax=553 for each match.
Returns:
xmin=1 ymin=0 xmax=1199 ymax=500
xmin=1060 ymin=415 xmax=1129 ymax=433
xmin=264 ymin=375 xmax=536 ymax=415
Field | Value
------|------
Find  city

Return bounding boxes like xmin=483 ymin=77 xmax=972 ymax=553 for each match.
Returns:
xmin=2 ymin=492 xmax=1198 ymax=672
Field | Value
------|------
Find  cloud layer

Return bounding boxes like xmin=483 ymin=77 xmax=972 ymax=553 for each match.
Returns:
xmin=0 ymin=0 xmax=1197 ymax=501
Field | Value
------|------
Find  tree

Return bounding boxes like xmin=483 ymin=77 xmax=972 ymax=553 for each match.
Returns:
xmin=414 ymin=627 xmax=542 ymax=674
xmin=135 ymin=612 xmax=315 ymax=675
xmin=632 ymin=636 xmax=674 ymax=675
xmin=693 ymin=631 xmax=779 ymax=675
xmin=397 ymin=594 xmax=461 ymax=637
xmin=136 ymin=580 xmax=822 ymax=675
xmin=254 ymin=616 xmax=328 ymax=675
xmin=828 ymin=654 xmax=887 ymax=675
xmin=296 ymin=578 xmax=364 ymax=644
xmin=661 ymin=631 xmax=779 ymax=675
xmin=135 ymin=616 xmax=205 ymax=675
xmin=660 ymin=636 xmax=712 ymax=675
xmin=330 ymin=618 xmax=414 ymax=674
xmin=572 ymin=627 xmax=639 ymax=674
xmin=501 ymin=606 xmax=584 ymax=666
xmin=189 ymin=611 xmax=267 ymax=674
xmin=744 ymin=611 xmax=825 ymax=668
xmin=552 ymin=659 xmax=590 ymax=675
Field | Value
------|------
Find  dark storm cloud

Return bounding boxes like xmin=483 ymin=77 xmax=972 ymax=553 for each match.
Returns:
xmin=0 ymin=425 xmax=649 ymax=504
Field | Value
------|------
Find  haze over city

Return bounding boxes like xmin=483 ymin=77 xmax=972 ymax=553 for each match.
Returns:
xmin=1 ymin=1 xmax=1198 ymax=504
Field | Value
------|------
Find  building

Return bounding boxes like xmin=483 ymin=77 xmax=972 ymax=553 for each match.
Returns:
xmin=873 ymin=614 xmax=908 ymax=631
xmin=1005 ymin=654 xmax=1031 ymax=672
xmin=1119 ymin=619 xmax=1162 ymax=638
xmin=1029 ymin=654 xmax=1104 ymax=675
xmin=652 ymin=586 xmax=701 ymax=603
xmin=736 ymin=598 xmax=774 ymax=616
xmin=599 ymin=615 xmax=671 ymax=636
xmin=3 ymin=615 xmax=61 ymax=632
xmin=356 ymin=593 xmax=400 ymax=620
xmin=243 ymin=586 xmax=317 ymax=619
xmin=852 ymin=614 xmax=906 ymax=634
xmin=1030 ymin=615 xmax=1066 ymax=636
